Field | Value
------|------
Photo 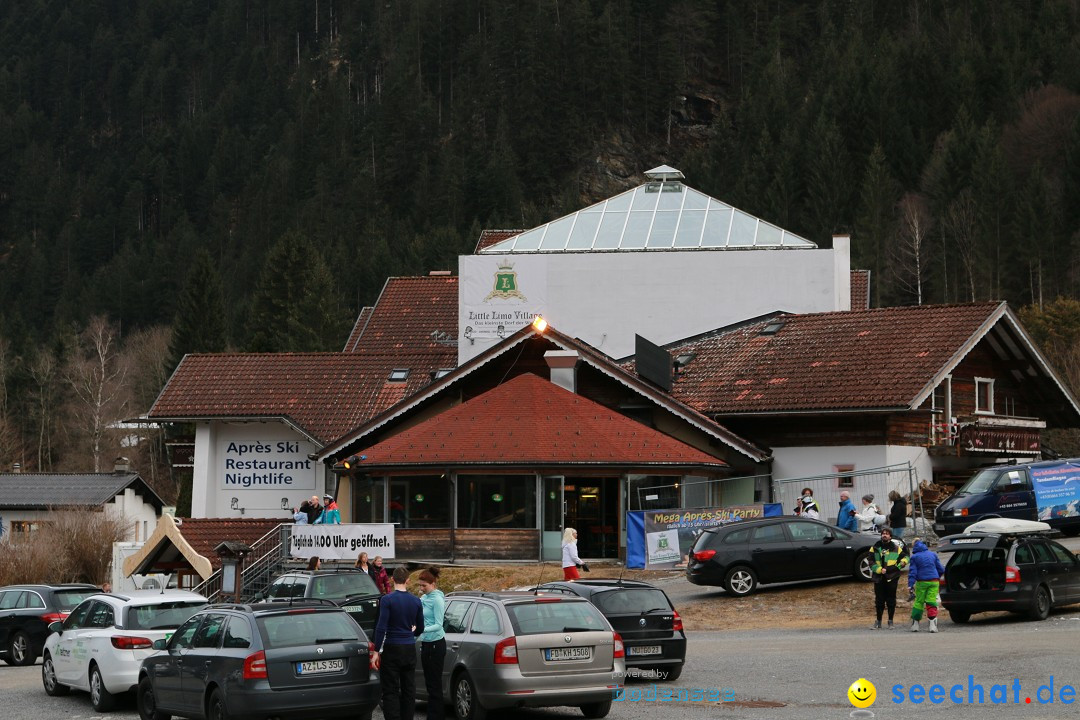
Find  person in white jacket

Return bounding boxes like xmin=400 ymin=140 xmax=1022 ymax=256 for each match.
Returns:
xmin=855 ymin=494 xmax=882 ymax=533
xmin=561 ymin=527 xmax=588 ymax=580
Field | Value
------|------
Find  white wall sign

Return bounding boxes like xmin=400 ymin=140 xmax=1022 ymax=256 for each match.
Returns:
xmin=218 ymin=424 xmax=317 ymax=491
xmin=460 ymin=255 xmax=547 ymax=358
xmin=290 ymin=524 xmax=395 ymax=560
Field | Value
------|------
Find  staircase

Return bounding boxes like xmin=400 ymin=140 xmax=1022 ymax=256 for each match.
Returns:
xmin=192 ymin=524 xmax=292 ymax=602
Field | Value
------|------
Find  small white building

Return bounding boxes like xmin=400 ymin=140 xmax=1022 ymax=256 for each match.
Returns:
xmin=0 ymin=459 xmax=164 ymax=542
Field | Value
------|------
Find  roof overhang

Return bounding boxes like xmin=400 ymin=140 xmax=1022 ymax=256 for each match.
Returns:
xmin=143 ymin=415 xmax=323 ymax=446
xmin=122 ymin=515 xmax=214 ymax=580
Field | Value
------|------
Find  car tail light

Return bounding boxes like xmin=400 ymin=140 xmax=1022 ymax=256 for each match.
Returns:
xmin=671 ymin=610 xmax=683 ymax=632
xmin=693 ymin=549 xmax=716 ymax=562
xmin=40 ymin=613 xmax=65 ymax=624
xmin=368 ymin=642 xmax=377 ymax=670
xmin=111 ymin=636 xmax=153 ymax=650
xmin=243 ymin=650 xmax=268 ymax=679
xmin=1005 ymin=566 xmax=1021 ymax=583
xmin=286 ymin=608 xmax=316 ymax=614
xmin=613 ymin=632 xmax=624 ymax=658
xmin=494 ymin=637 xmax=518 ymax=664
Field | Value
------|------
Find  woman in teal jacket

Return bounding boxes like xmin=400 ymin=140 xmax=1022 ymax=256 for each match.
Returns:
xmin=417 ymin=566 xmax=446 ymax=720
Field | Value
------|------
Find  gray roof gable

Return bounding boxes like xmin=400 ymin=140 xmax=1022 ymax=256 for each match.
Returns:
xmin=0 ymin=472 xmax=164 ymax=510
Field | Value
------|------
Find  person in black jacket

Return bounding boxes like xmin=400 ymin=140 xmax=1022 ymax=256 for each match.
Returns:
xmin=373 ymin=566 xmax=424 ymax=720
xmin=888 ymin=490 xmax=908 ymax=539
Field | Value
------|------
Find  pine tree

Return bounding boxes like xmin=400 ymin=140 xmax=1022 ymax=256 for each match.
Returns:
xmin=167 ymin=249 xmax=227 ymax=373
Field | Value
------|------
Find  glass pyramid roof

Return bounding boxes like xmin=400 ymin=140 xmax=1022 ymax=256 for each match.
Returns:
xmin=480 ymin=166 xmax=816 ymax=254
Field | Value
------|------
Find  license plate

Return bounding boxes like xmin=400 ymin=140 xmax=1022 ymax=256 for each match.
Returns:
xmin=627 ymin=645 xmax=662 ymax=656
xmin=343 ymin=605 xmax=363 ymax=613
xmin=934 ymin=524 xmax=945 ymax=531
xmin=296 ymin=658 xmax=345 ymax=675
xmin=545 ymin=647 xmax=592 ymax=661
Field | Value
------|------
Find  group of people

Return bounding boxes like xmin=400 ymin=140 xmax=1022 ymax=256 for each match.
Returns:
xmin=870 ymin=527 xmax=946 ymax=632
xmin=354 ymin=552 xmax=394 ymax=594
xmin=797 ymin=488 xmax=907 ymax=537
xmin=371 ymin=565 xmax=446 ymax=720
xmin=292 ymin=494 xmax=341 ymax=524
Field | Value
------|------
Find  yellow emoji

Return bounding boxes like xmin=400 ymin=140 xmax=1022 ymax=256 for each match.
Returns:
xmin=847 ymin=678 xmax=877 ymax=709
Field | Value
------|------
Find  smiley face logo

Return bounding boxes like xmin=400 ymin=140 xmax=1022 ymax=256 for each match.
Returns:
xmin=847 ymin=678 xmax=876 ymax=708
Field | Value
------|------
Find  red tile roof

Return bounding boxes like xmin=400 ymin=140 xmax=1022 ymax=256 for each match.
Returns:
xmin=176 ymin=518 xmax=284 ymax=571
xmin=148 ymin=276 xmax=459 ymax=443
xmin=474 ymin=229 xmax=525 ymax=253
xmin=851 ymin=270 xmax=871 ymax=310
xmin=660 ymin=302 xmax=1005 ymax=415
xmin=342 ymin=307 xmax=374 ymax=352
xmin=349 ymin=372 xmax=728 ymax=469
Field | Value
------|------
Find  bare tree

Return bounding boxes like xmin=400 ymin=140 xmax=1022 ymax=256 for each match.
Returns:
xmin=891 ymin=193 xmax=935 ymax=305
xmin=29 ymin=351 xmax=59 ymax=471
xmin=120 ymin=325 xmax=174 ymax=499
xmin=944 ymin=188 xmax=981 ymax=302
xmin=65 ymin=317 xmax=128 ymax=472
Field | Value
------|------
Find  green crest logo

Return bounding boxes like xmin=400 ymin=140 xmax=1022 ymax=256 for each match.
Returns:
xmin=484 ymin=260 xmax=527 ymax=301
xmin=658 ymin=536 xmax=669 ymax=549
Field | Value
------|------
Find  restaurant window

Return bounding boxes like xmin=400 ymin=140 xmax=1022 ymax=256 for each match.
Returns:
xmin=387 ymin=476 xmax=451 ymax=528
xmin=975 ymin=377 xmax=995 ymax=415
xmin=835 ymin=465 xmax=855 ymax=489
xmin=457 ymin=475 xmax=537 ymax=528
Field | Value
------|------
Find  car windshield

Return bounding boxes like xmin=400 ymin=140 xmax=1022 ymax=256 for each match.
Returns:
xmin=592 ymin=588 xmax=671 ymax=615
xmin=956 ymin=468 xmax=1012 ymax=495
xmin=310 ymin=574 xmax=379 ymax=601
xmin=506 ymin=601 xmax=607 ymax=635
xmin=125 ymin=601 xmax=208 ymax=630
xmin=257 ymin=611 xmax=363 ymax=648
xmin=54 ymin=589 xmax=98 ymax=611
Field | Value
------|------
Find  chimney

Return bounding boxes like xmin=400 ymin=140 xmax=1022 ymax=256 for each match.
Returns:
xmin=114 ymin=456 xmax=131 ymax=474
xmin=544 ymin=350 xmax=580 ymax=393
xmin=11 ymin=462 xmax=20 ymax=473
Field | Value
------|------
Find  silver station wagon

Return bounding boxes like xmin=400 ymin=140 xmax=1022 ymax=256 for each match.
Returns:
xmin=416 ymin=591 xmax=625 ymax=720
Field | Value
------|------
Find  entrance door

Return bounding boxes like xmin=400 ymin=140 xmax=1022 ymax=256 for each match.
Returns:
xmin=564 ymin=477 xmax=619 ymax=559
xmin=541 ymin=476 xmax=564 ymax=561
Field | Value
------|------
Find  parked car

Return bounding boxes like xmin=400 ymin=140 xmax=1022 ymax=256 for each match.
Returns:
xmin=939 ymin=519 xmax=1080 ymax=622
xmin=0 ymin=583 xmax=98 ymax=666
xmin=685 ymin=516 xmax=876 ymax=595
xmin=138 ymin=600 xmax=379 ymax=720
xmin=258 ymin=568 xmax=380 ymax=635
xmin=41 ymin=589 xmax=207 ymax=711
xmin=534 ymin=579 xmax=685 ymax=681
xmin=934 ymin=458 xmax=1080 ymax=536
xmin=417 ymin=591 xmax=625 ymax=720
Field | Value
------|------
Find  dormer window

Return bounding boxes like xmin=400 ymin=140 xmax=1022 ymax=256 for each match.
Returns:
xmin=975 ymin=377 xmax=994 ymax=415
xmin=388 ymin=368 xmax=411 ymax=382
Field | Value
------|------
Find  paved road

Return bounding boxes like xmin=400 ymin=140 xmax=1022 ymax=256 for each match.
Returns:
xmin=6 ymin=613 xmax=1080 ymax=720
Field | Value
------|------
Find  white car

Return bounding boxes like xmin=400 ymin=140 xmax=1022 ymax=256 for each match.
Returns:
xmin=42 ymin=589 xmax=207 ymax=711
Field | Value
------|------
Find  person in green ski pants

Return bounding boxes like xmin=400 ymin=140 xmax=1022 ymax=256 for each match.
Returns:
xmin=907 ymin=539 xmax=946 ymax=632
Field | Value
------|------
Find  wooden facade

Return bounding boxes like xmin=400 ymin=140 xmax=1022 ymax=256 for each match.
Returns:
xmin=395 ymin=528 xmax=540 ymax=561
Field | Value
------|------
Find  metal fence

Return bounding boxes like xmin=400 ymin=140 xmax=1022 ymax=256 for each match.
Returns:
xmin=773 ymin=463 xmax=934 ymax=540
xmin=632 ymin=474 xmax=772 ymax=512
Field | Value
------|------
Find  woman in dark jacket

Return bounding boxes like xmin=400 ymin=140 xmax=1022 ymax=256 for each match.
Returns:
xmin=888 ymin=490 xmax=908 ymax=539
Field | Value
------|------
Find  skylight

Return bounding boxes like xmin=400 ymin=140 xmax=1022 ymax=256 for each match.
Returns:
xmin=388 ymin=368 xmax=411 ymax=382
xmin=479 ymin=167 xmax=816 ymax=254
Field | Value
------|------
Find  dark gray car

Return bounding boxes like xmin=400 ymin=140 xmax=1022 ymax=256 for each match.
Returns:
xmin=415 ymin=591 xmax=626 ymax=720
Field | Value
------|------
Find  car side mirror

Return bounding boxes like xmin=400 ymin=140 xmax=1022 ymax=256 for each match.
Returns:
xmin=824 ymin=534 xmax=836 ymax=543
xmin=152 ymin=638 xmax=168 ymax=651
xmin=48 ymin=621 xmax=63 ymax=634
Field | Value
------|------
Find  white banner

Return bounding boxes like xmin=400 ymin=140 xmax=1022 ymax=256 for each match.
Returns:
xmin=459 ymin=255 xmax=548 ymax=362
xmin=289 ymin=524 xmax=395 ymax=560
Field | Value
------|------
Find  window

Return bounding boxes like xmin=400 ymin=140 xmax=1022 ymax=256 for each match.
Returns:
xmin=470 ymin=604 xmax=501 ymax=635
xmin=388 ymin=368 xmax=410 ymax=382
xmin=85 ymin=602 xmax=115 ymax=629
xmin=169 ymin=616 xmax=204 ymax=650
xmin=1031 ymin=542 xmax=1056 ymax=565
xmin=311 ymin=573 xmax=378 ymax=601
xmin=722 ymin=528 xmax=751 ymax=545
xmin=1014 ymin=544 xmax=1035 ymax=565
xmin=127 ymin=601 xmax=207 ymax=631
xmin=54 ymin=589 xmax=97 ymax=611
xmin=24 ymin=592 xmax=45 ymax=609
xmin=0 ymin=591 xmax=24 ymax=610
xmin=786 ymin=522 xmax=831 ymax=542
xmin=223 ymin=617 xmax=253 ymax=649
xmin=457 ymin=475 xmax=537 ymax=529
xmin=506 ymin=601 xmax=606 ymax=635
xmin=10 ymin=520 xmax=47 ymax=534
xmin=266 ymin=577 xmax=294 ymax=600
xmin=750 ymin=524 xmax=787 ymax=544
xmin=1049 ymin=543 xmax=1078 ymax=565
xmin=63 ymin=600 xmax=94 ymax=630
xmin=192 ymin=614 xmax=227 ymax=648
xmin=835 ymin=465 xmax=855 ymax=489
xmin=388 ymin=476 xmax=451 ymax=528
xmin=443 ymin=601 xmax=473 ymax=634
xmin=258 ymin=612 xmax=362 ymax=649
xmin=592 ymin=588 xmax=671 ymax=615
xmin=975 ymin=377 xmax=995 ymax=414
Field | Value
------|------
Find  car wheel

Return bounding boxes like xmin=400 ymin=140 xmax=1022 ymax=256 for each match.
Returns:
xmin=657 ymin=663 xmax=683 ymax=682
xmin=854 ymin=551 xmax=874 ymax=581
xmin=948 ymin=610 xmax=971 ymax=624
xmin=138 ymin=677 xmax=171 ymax=720
xmin=723 ymin=566 xmax=758 ymax=596
xmin=579 ymin=698 xmax=613 ymax=718
xmin=90 ymin=664 xmax=117 ymax=712
xmin=1029 ymin=585 xmax=1051 ymax=621
xmin=453 ymin=671 xmax=487 ymax=720
xmin=207 ymin=688 xmax=230 ymax=720
xmin=8 ymin=631 xmax=33 ymax=666
xmin=42 ymin=653 xmax=70 ymax=696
